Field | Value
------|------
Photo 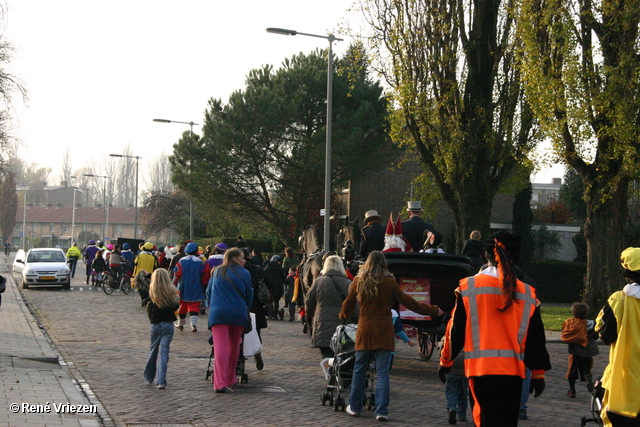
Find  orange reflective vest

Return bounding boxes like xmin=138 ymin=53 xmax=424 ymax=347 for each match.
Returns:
xmin=459 ymin=274 xmax=538 ymax=378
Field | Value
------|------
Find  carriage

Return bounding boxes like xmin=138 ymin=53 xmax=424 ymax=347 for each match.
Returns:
xmin=383 ymin=252 xmax=473 ymax=360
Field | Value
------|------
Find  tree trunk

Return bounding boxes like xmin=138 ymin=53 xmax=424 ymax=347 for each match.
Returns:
xmin=456 ymin=192 xmax=494 ymax=253
xmin=583 ymin=178 xmax=629 ymax=315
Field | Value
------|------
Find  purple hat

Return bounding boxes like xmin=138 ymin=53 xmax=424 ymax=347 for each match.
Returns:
xmin=88 ymin=240 xmax=95 ymax=245
xmin=215 ymin=243 xmax=228 ymax=251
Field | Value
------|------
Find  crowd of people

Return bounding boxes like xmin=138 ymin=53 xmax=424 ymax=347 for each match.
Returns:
xmin=59 ymin=199 xmax=640 ymax=426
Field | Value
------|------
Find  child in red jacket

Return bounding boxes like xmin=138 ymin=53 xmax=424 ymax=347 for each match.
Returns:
xmin=561 ymin=302 xmax=599 ymax=398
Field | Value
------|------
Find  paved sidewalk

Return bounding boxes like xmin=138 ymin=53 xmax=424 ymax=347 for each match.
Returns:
xmin=0 ymin=254 xmax=102 ymax=427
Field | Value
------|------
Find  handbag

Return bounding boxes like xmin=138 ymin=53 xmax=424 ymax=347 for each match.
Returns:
xmin=257 ymin=279 xmax=270 ymax=305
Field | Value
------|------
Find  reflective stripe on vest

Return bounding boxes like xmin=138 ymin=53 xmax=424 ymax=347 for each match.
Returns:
xmin=462 ymin=276 xmax=536 ymax=362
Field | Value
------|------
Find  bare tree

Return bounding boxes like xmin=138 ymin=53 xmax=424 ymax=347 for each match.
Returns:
xmin=144 ymin=151 xmax=174 ymax=197
xmin=60 ymin=149 xmax=73 ymax=186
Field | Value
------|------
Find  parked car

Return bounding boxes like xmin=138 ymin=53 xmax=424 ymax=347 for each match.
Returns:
xmin=12 ymin=248 xmax=71 ymax=289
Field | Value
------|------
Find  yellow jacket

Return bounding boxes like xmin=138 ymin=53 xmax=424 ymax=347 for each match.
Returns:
xmin=596 ymin=284 xmax=640 ymax=422
xmin=66 ymin=246 xmax=82 ymax=259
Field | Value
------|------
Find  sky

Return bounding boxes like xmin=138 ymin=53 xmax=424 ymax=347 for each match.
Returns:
xmin=3 ymin=0 xmax=563 ymax=186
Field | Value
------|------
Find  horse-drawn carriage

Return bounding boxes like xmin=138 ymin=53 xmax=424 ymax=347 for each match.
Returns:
xmin=383 ymin=252 xmax=473 ymax=360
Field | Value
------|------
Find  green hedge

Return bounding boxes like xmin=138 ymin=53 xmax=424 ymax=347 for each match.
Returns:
xmin=520 ymin=261 xmax=586 ymax=304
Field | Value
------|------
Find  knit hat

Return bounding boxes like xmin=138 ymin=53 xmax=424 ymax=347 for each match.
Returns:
xmin=185 ymin=242 xmax=198 ymax=254
xmin=621 ymin=247 xmax=640 ymax=272
xmin=122 ymin=243 xmax=130 ymax=250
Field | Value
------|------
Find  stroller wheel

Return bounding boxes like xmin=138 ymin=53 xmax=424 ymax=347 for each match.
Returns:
xmin=278 ymin=308 xmax=285 ymax=320
xmin=241 ymin=373 xmax=249 ymax=384
xmin=367 ymin=394 xmax=375 ymax=410
xmin=204 ymin=370 xmax=212 ymax=381
xmin=321 ymin=392 xmax=328 ymax=406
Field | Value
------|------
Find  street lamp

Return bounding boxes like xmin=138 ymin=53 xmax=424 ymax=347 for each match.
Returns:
xmin=267 ymin=27 xmax=343 ymax=252
xmin=69 ymin=176 xmax=78 ymax=243
xmin=83 ymin=174 xmax=108 ymax=239
xmin=109 ymin=154 xmax=141 ymax=239
xmin=153 ymin=118 xmax=198 ymax=241
xmin=19 ymin=184 xmax=28 ymax=250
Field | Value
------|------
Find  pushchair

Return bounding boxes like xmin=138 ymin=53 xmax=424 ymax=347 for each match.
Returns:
xmin=320 ymin=324 xmax=375 ymax=412
xmin=580 ymin=378 xmax=604 ymax=426
xmin=204 ymin=335 xmax=249 ymax=385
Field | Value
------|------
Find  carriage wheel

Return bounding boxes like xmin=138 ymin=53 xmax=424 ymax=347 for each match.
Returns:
xmin=241 ymin=373 xmax=249 ymax=384
xmin=418 ymin=332 xmax=436 ymax=360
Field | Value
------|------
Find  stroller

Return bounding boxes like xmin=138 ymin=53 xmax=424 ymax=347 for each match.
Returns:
xmin=580 ymin=378 xmax=605 ymax=426
xmin=204 ymin=335 xmax=249 ymax=385
xmin=320 ymin=324 xmax=375 ymax=412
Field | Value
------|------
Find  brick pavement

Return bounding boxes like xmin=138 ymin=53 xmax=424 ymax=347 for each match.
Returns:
xmin=0 ymin=254 xmax=100 ymax=427
xmin=13 ymin=267 xmax=609 ymax=427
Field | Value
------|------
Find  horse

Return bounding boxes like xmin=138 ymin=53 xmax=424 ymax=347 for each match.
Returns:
xmin=298 ymin=224 xmax=319 ymax=257
xmin=338 ymin=217 xmax=360 ymax=260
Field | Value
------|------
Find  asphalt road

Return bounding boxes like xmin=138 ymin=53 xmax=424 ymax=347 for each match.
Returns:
xmin=16 ymin=273 xmax=608 ymax=427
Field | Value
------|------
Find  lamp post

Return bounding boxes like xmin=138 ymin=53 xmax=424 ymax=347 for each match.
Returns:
xmin=83 ymin=174 xmax=108 ymax=239
xmin=109 ymin=154 xmax=141 ymax=239
xmin=19 ymin=184 xmax=28 ymax=250
xmin=153 ymin=118 xmax=198 ymax=241
xmin=266 ymin=27 xmax=342 ymax=252
xmin=69 ymin=176 xmax=78 ymax=243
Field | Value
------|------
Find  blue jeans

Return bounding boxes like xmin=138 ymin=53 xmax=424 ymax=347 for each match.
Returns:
xmin=446 ymin=374 xmax=468 ymax=417
xmin=68 ymin=258 xmax=78 ymax=277
xmin=144 ymin=322 xmax=174 ymax=386
xmin=520 ymin=367 xmax=532 ymax=411
xmin=349 ymin=349 xmax=392 ymax=416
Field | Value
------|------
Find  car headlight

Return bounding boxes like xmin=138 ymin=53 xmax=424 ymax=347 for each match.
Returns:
xmin=23 ymin=268 xmax=32 ymax=275
xmin=59 ymin=268 xmax=70 ymax=274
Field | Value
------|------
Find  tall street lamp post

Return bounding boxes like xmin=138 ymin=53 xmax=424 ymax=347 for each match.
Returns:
xmin=109 ymin=154 xmax=141 ymax=239
xmin=83 ymin=174 xmax=108 ymax=239
xmin=266 ymin=27 xmax=342 ymax=252
xmin=153 ymin=118 xmax=198 ymax=241
xmin=19 ymin=184 xmax=28 ymax=250
xmin=69 ymin=175 xmax=78 ymax=243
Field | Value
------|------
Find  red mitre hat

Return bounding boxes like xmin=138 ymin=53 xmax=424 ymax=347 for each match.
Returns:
xmin=385 ymin=213 xmax=395 ymax=236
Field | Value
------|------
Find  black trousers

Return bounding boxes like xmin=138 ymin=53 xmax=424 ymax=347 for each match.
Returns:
xmin=608 ymin=411 xmax=640 ymax=427
xmin=469 ymin=375 xmax=523 ymax=427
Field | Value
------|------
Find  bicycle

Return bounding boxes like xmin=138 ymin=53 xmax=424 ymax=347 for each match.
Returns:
xmin=102 ymin=269 xmax=131 ymax=295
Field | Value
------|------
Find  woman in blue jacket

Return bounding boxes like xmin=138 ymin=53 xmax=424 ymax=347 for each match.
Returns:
xmin=206 ymin=247 xmax=253 ymax=392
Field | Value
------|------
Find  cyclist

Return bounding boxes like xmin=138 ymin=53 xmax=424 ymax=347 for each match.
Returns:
xmin=66 ymin=242 xmax=82 ymax=278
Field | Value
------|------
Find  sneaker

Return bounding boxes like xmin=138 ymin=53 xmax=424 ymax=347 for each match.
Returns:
xmin=518 ymin=409 xmax=527 ymax=420
xmin=567 ymin=389 xmax=576 ymax=398
xmin=346 ymin=405 xmax=360 ymax=417
xmin=255 ymin=353 xmax=264 ymax=370
xmin=585 ymin=374 xmax=594 ymax=393
xmin=175 ymin=322 xmax=183 ymax=331
xmin=156 ymin=384 xmax=165 ymax=389
xmin=448 ymin=409 xmax=457 ymax=425
xmin=376 ymin=415 xmax=388 ymax=421
xmin=191 ymin=326 xmax=197 ymax=332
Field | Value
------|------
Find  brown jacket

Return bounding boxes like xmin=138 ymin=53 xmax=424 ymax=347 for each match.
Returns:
xmin=340 ymin=275 xmax=440 ymax=351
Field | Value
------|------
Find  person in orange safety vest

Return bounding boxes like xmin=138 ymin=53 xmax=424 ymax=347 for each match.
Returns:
xmin=439 ymin=231 xmax=551 ymax=426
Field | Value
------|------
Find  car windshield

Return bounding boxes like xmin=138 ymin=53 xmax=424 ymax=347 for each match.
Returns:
xmin=27 ymin=251 xmax=65 ymax=263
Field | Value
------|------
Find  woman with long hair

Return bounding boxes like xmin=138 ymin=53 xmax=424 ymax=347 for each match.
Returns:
xmin=340 ymin=251 xmax=443 ymax=421
xmin=206 ymin=247 xmax=253 ymax=392
xmin=439 ymin=231 xmax=551 ymax=426
xmin=143 ymin=269 xmax=179 ymax=389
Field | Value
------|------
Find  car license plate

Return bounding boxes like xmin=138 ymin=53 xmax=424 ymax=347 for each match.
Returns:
xmin=40 ymin=276 xmax=55 ymax=280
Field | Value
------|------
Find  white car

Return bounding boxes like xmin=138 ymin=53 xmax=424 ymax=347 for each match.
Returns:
xmin=12 ymin=248 xmax=71 ymax=290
